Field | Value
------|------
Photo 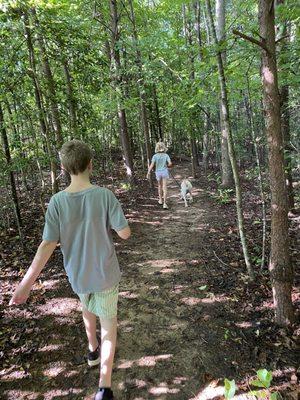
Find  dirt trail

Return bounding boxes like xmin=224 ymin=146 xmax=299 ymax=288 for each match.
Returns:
xmin=1 ymin=163 xmax=298 ymax=400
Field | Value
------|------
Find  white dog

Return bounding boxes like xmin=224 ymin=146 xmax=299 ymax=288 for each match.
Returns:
xmin=180 ymin=179 xmax=193 ymax=207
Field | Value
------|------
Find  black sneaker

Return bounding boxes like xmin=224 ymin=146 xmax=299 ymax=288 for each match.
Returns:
xmin=87 ymin=345 xmax=100 ymax=367
xmin=94 ymin=388 xmax=114 ymax=400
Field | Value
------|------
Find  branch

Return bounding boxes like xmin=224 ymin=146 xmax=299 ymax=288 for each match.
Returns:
xmin=275 ymin=34 xmax=289 ymax=44
xmin=232 ymin=29 xmax=269 ymax=52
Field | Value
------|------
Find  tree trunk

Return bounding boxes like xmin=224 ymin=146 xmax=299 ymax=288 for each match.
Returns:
xmin=128 ymin=0 xmax=153 ymax=187
xmin=0 ymin=103 xmax=22 ymax=229
xmin=246 ymin=76 xmax=267 ymax=270
xmin=109 ymin=0 xmax=134 ymax=179
xmin=215 ymin=0 xmax=233 ymax=188
xmin=203 ymin=112 xmax=210 ymax=173
xmin=62 ymin=59 xmax=78 ymax=139
xmin=32 ymin=8 xmax=63 ymax=148
xmin=23 ymin=11 xmax=58 ymax=194
xmin=152 ymin=83 xmax=163 ymax=140
xmin=259 ymin=0 xmax=294 ymax=325
xmin=183 ymin=4 xmax=198 ymax=178
xmin=276 ymin=0 xmax=294 ymax=210
xmin=193 ymin=0 xmax=203 ymax=60
xmin=206 ymin=0 xmax=254 ymax=279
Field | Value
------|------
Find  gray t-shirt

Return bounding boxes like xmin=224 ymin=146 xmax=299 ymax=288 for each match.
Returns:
xmin=42 ymin=186 xmax=128 ymax=294
xmin=151 ymin=152 xmax=171 ymax=171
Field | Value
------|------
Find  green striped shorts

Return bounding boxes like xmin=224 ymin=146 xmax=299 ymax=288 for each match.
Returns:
xmin=78 ymin=284 xmax=119 ymax=319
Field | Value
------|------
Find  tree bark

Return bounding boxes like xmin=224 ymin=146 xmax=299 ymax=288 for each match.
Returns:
xmin=128 ymin=0 xmax=153 ymax=187
xmin=183 ymin=4 xmax=198 ymax=177
xmin=152 ymin=83 xmax=163 ymax=140
xmin=62 ymin=58 xmax=78 ymax=139
xmin=206 ymin=0 xmax=254 ymax=279
xmin=109 ymin=0 xmax=134 ymax=179
xmin=32 ymin=9 xmax=63 ymax=148
xmin=276 ymin=0 xmax=294 ymax=210
xmin=259 ymin=0 xmax=294 ymax=325
xmin=0 ymin=103 xmax=22 ymax=229
xmin=23 ymin=11 xmax=58 ymax=194
xmin=215 ymin=0 xmax=233 ymax=188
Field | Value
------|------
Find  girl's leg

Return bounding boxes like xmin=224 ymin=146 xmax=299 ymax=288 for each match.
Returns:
xmin=162 ymin=178 xmax=168 ymax=205
xmin=158 ymin=179 xmax=163 ymax=203
xmin=99 ymin=316 xmax=117 ymax=388
xmin=82 ymin=307 xmax=98 ymax=351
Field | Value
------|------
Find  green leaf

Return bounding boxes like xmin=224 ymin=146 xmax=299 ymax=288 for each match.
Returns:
xmin=270 ymin=393 xmax=278 ymax=400
xmin=251 ymin=379 xmax=264 ymax=388
xmin=257 ymin=369 xmax=272 ymax=388
xmin=199 ymin=285 xmax=207 ymax=291
xmin=224 ymin=378 xmax=236 ymax=399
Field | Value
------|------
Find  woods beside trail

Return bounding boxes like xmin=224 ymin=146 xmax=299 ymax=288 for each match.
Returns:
xmin=0 ymin=0 xmax=299 ymax=399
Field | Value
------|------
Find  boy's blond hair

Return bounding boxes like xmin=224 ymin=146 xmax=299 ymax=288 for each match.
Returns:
xmin=155 ymin=141 xmax=167 ymax=153
xmin=60 ymin=140 xmax=92 ymax=175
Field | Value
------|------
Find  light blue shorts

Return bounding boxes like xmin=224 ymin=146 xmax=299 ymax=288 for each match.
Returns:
xmin=155 ymin=169 xmax=169 ymax=181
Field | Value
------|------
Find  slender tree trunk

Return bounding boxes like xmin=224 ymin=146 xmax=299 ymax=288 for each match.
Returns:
xmin=246 ymin=76 xmax=267 ymax=270
xmin=206 ymin=0 xmax=254 ymax=279
xmin=0 ymin=103 xmax=22 ymax=229
xmin=193 ymin=1 xmax=203 ymax=60
xmin=31 ymin=8 xmax=63 ymax=148
xmin=152 ymin=83 xmax=163 ymax=140
xmin=62 ymin=58 xmax=78 ymax=139
xmin=109 ymin=0 xmax=134 ymax=179
xmin=183 ymin=4 xmax=198 ymax=177
xmin=128 ymin=0 xmax=154 ymax=187
xmin=259 ymin=0 xmax=294 ymax=325
xmin=23 ymin=11 xmax=58 ymax=194
xmin=276 ymin=0 xmax=294 ymax=210
xmin=215 ymin=0 xmax=233 ymax=188
xmin=203 ymin=112 xmax=210 ymax=173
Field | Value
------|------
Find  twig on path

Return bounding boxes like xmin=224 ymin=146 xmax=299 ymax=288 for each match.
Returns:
xmin=213 ymin=251 xmax=229 ymax=267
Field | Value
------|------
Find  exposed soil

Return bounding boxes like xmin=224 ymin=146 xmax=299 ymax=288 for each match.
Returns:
xmin=0 ymin=162 xmax=299 ymax=400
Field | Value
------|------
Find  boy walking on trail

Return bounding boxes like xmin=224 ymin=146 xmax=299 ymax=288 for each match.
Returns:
xmin=9 ymin=140 xmax=131 ymax=400
xmin=147 ymin=141 xmax=172 ymax=209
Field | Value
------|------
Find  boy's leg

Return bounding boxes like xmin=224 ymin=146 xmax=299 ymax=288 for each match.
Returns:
xmin=82 ymin=307 xmax=99 ymax=351
xmin=99 ymin=316 xmax=117 ymax=388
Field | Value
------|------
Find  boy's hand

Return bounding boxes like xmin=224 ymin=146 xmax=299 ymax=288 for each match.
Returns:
xmin=9 ymin=283 xmax=31 ymax=306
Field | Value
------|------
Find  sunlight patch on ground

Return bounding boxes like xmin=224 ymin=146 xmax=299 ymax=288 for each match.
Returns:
xmin=148 ymin=383 xmax=180 ymax=395
xmin=139 ymin=258 xmax=185 ymax=273
xmin=4 ymin=390 xmax=41 ymax=399
xmin=119 ymin=291 xmax=139 ymax=299
xmin=118 ymin=379 xmax=147 ymax=390
xmin=181 ymin=294 xmax=229 ymax=306
xmin=35 ymin=297 xmax=79 ymax=316
xmin=191 ymin=380 xmax=224 ymax=399
xmin=117 ymin=354 xmax=173 ymax=369
xmin=235 ymin=321 xmax=253 ymax=328
xmin=43 ymin=362 xmax=67 ymax=378
xmin=0 ymin=368 xmax=28 ymax=382
xmin=38 ymin=343 xmax=62 ymax=352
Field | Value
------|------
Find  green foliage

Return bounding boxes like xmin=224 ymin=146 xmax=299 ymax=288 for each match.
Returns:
xmin=213 ymin=188 xmax=234 ymax=204
xmin=224 ymin=378 xmax=236 ymax=399
xmin=223 ymin=369 xmax=280 ymax=400
xmin=251 ymin=369 xmax=273 ymax=389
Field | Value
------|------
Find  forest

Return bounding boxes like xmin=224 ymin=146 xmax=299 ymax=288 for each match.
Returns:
xmin=0 ymin=0 xmax=299 ymax=399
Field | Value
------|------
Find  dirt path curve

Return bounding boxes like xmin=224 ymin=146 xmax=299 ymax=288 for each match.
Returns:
xmin=1 ymin=163 xmax=256 ymax=400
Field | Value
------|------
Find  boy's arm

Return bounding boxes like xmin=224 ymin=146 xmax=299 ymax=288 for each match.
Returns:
xmin=9 ymin=240 xmax=57 ymax=305
xmin=147 ymin=161 xmax=155 ymax=178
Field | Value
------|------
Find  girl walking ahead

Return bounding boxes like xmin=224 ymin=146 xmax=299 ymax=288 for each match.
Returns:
xmin=147 ymin=142 xmax=172 ymax=209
